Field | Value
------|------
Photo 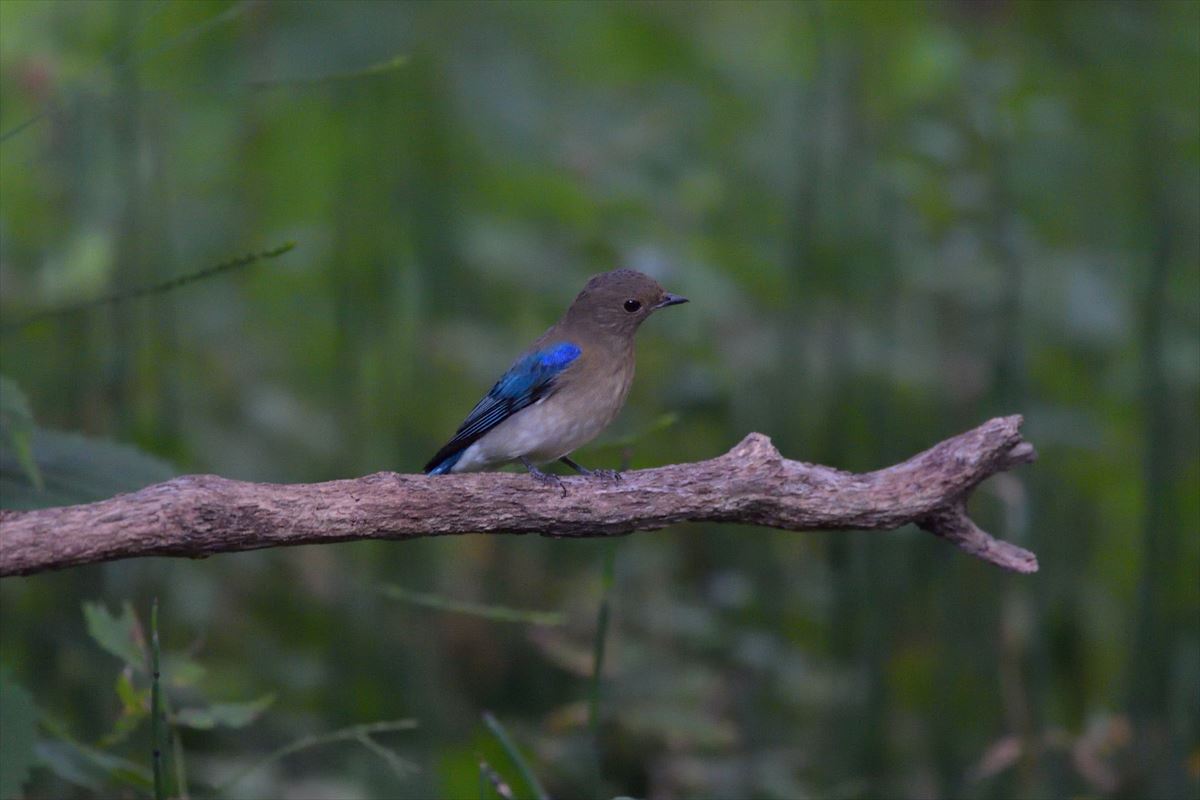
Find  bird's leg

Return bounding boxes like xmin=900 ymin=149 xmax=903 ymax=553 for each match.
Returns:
xmin=559 ymin=456 xmax=622 ymax=481
xmin=520 ymin=457 xmax=567 ymax=496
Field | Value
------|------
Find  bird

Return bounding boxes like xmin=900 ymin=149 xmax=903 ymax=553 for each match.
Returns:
xmin=424 ymin=269 xmax=687 ymax=490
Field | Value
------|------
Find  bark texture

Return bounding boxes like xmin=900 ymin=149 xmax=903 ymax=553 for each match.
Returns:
xmin=0 ymin=415 xmax=1038 ymax=578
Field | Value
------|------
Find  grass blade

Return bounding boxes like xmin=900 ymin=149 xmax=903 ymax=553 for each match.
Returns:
xmin=380 ymin=585 xmax=565 ymax=626
xmin=2 ymin=242 xmax=296 ymax=333
xmin=481 ymin=711 xmax=549 ymax=800
xmin=589 ymin=542 xmax=618 ymax=798
xmin=151 ymin=598 xmax=164 ymax=800
xmin=214 ymin=719 xmax=418 ymax=795
xmin=246 ymin=54 xmax=409 ymax=90
xmin=171 ymin=728 xmax=190 ymax=800
xmin=353 ymin=732 xmax=419 ymax=780
xmin=479 ymin=759 xmax=515 ymax=800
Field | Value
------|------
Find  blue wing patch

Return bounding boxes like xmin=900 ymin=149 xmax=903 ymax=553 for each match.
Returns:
xmin=424 ymin=342 xmax=581 ymax=474
xmin=536 ymin=343 xmax=581 ymax=371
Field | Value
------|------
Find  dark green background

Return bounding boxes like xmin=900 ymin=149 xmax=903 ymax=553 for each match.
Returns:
xmin=1 ymin=1 xmax=1197 ymax=798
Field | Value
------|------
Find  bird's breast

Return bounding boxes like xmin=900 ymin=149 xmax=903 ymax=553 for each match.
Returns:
xmin=455 ymin=356 xmax=633 ymax=469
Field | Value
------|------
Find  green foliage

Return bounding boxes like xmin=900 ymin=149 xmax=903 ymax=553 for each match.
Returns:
xmin=1 ymin=1 xmax=1198 ymax=798
xmin=34 ymin=738 xmax=153 ymax=793
xmin=214 ymin=720 xmax=419 ymax=796
xmin=0 ymin=667 xmax=37 ymax=800
xmin=174 ymin=695 xmax=276 ymax=730
xmin=98 ymin=669 xmax=149 ymax=748
xmin=0 ymin=376 xmax=42 ymax=491
xmin=0 ymin=429 xmax=175 ymax=510
xmin=1 ymin=242 xmax=297 ymax=333
xmin=83 ymin=601 xmax=145 ymax=670
xmin=14 ymin=600 xmax=421 ymax=798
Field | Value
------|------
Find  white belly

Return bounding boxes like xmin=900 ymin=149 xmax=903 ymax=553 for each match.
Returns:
xmin=451 ymin=370 xmax=631 ymax=472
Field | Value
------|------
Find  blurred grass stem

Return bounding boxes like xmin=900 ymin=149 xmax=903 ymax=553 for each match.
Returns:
xmin=151 ymin=598 xmax=164 ymax=800
xmin=482 ymin=712 xmax=549 ymax=800
xmin=380 ymin=584 xmax=566 ymax=626
xmin=589 ymin=541 xmax=617 ymax=799
xmin=1 ymin=243 xmax=296 ymax=334
xmin=214 ymin=719 xmax=417 ymax=795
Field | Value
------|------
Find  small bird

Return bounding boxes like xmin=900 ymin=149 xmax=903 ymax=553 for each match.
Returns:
xmin=424 ymin=269 xmax=687 ymax=489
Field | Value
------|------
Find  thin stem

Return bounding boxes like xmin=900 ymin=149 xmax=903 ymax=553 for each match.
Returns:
xmin=353 ymin=732 xmax=418 ymax=780
xmin=215 ymin=719 xmax=418 ymax=795
xmin=478 ymin=759 xmax=515 ymax=800
xmin=1 ymin=242 xmax=295 ymax=333
xmin=589 ymin=542 xmax=617 ymax=799
xmin=379 ymin=584 xmax=565 ymax=626
xmin=171 ymin=727 xmax=190 ymax=800
xmin=481 ymin=712 xmax=549 ymax=800
xmin=245 ymin=54 xmax=409 ymax=90
xmin=157 ymin=658 xmax=188 ymax=798
xmin=151 ymin=598 xmax=164 ymax=800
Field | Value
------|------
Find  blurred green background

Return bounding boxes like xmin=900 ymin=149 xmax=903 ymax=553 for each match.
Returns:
xmin=1 ymin=1 xmax=1197 ymax=798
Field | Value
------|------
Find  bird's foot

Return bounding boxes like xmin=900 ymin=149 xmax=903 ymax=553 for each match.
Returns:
xmin=522 ymin=459 xmax=567 ymax=496
xmin=558 ymin=456 xmax=621 ymax=482
xmin=531 ymin=469 xmax=568 ymax=496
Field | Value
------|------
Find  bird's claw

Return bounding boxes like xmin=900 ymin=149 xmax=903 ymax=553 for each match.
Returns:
xmin=530 ymin=469 xmax=568 ymax=496
xmin=589 ymin=468 xmax=622 ymax=481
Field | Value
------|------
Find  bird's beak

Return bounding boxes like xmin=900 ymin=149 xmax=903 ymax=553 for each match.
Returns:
xmin=653 ymin=293 xmax=688 ymax=309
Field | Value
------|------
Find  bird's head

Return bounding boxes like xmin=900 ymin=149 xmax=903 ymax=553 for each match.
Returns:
xmin=565 ymin=268 xmax=687 ymax=337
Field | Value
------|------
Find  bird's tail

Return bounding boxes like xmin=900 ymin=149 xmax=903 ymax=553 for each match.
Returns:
xmin=424 ymin=449 xmax=463 ymax=475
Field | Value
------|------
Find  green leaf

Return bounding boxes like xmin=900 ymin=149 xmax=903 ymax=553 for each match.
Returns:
xmin=37 ymin=705 xmax=152 ymax=791
xmin=0 ymin=375 xmax=42 ymax=491
xmin=33 ymin=741 xmax=103 ymax=792
xmin=115 ymin=669 xmax=144 ymax=713
xmin=0 ymin=667 xmax=37 ymax=800
xmin=34 ymin=740 xmax=153 ymax=792
xmin=0 ymin=428 xmax=175 ymax=511
xmin=173 ymin=694 xmax=275 ymax=730
xmin=83 ymin=602 xmax=146 ymax=671
xmin=161 ymin=654 xmax=206 ymax=689
xmin=99 ymin=669 xmax=149 ymax=749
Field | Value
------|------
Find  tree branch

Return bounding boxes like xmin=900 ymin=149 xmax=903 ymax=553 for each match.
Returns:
xmin=0 ymin=416 xmax=1038 ymax=578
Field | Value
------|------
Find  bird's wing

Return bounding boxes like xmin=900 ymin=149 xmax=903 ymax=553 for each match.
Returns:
xmin=424 ymin=341 xmax=582 ymax=473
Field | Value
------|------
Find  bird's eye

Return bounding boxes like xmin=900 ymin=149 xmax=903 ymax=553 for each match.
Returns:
xmin=623 ymin=299 xmax=642 ymax=313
